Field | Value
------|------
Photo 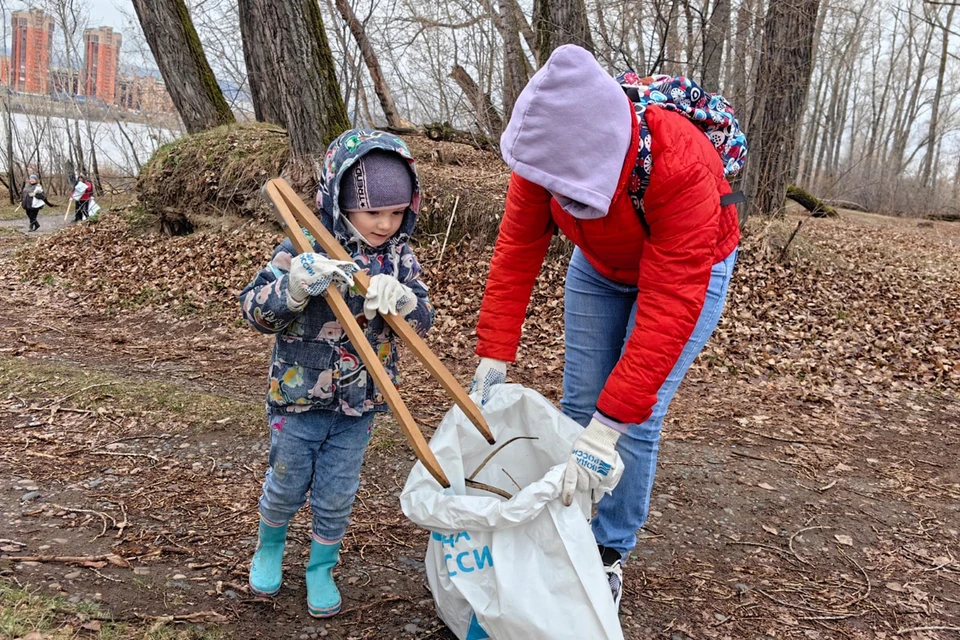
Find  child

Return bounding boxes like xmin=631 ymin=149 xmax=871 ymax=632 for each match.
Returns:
xmin=22 ymin=174 xmax=55 ymax=232
xmin=239 ymin=129 xmax=434 ymax=618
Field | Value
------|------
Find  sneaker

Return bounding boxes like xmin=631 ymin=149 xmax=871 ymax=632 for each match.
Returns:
xmin=598 ymin=544 xmax=623 ymax=611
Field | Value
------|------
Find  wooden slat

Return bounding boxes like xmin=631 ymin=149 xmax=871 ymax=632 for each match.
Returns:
xmin=267 ymin=178 xmax=496 ymax=445
xmin=264 ymin=182 xmax=451 ymax=488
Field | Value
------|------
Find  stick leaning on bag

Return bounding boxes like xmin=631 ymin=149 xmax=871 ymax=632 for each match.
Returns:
xmin=263 ymin=179 xmax=496 ymax=489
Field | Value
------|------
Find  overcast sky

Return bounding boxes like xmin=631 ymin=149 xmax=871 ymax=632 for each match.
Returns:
xmin=80 ymin=0 xmax=128 ymax=31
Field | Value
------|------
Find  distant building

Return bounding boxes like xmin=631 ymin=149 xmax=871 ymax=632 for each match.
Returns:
xmin=82 ymin=26 xmax=121 ymax=104
xmin=0 ymin=56 xmax=9 ymax=86
xmin=10 ymin=9 xmax=55 ymax=94
xmin=50 ymin=67 xmax=82 ymax=97
xmin=116 ymin=74 xmax=176 ymax=115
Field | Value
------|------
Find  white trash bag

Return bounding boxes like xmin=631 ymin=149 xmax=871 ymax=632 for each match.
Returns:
xmin=400 ymin=384 xmax=624 ymax=640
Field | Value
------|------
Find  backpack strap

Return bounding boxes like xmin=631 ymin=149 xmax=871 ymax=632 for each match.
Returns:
xmin=720 ymin=191 xmax=746 ymax=207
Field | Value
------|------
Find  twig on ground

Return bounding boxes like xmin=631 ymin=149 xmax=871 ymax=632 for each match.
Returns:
xmin=836 ymin=547 xmax=872 ymax=608
xmin=896 ymin=626 xmax=960 ymax=635
xmin=90 ymin=450 xmax=160 ymax=462
xmin=788 ymin=525 xmax=832 ymax=566
xmin=736 ymin=427 xmax=831 ymax=446
xmin=0 ymin=553 xmax=130 ymax=567
xmin=52 ymin=503 xmax=116 ymax=539
xmin=38 ymin=382 xmax=115 ymax=408
xmin=0 ymin=538 xmax=27 ymax=546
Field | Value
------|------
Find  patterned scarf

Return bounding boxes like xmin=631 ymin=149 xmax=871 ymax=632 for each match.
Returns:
xmin=614 ymin=72 xmax=748 ymax=216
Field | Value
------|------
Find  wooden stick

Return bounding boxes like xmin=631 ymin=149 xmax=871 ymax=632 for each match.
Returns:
xmin=264 ymin=182 xmax=450 ymax=488
xmin=266 ymin=179 xmax=495 ymax=445
xmin=438 ymin=195 xmax=459 ymax=263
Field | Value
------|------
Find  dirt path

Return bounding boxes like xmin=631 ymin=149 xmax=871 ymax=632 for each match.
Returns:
xmin=0 ymin=211 xmax=76 ymax=236
xmin=0 ymin=215 xmax=958 ymax=639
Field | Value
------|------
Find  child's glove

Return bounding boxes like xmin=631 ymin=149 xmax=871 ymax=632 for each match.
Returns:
xmin=363 ymin=274 xmax=417 ymax=320
xmin=287 ymin=253 xmax=359 ymax=311
xmin=560 ymin=415 xmax=624 ymax=507
xmin=470 ymin=358 xmax=507 ymax=405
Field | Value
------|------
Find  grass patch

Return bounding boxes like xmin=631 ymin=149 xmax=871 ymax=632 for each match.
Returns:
xmin=0 ymin=202 xmax=25 ymax=220
xmin=0 ymin=580 xmax=224 ymax=639
xmin=0 ymin=355 xmax=263 ymax=435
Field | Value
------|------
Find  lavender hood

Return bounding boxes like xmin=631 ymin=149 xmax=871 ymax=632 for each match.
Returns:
xmin=499 ymin=45 xmax=633 ymax=219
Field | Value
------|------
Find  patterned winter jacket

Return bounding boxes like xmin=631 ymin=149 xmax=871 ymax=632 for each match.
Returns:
xmin=240 ymin=130 xmax=434 ymax=416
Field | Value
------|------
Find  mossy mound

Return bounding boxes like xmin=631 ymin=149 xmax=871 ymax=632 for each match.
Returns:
xmin=137 ymin=122 xmax=294 ymax=232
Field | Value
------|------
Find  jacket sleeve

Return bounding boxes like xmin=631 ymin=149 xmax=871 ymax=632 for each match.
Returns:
xmin=238 ymin=240 xmax=303 ymax=335
xmin=398 ymin=245 xmax=434 ymax=338
xmin=475 ymin=173 xmax=555 ymax=362
xmin=596 ymin=159 xmax=721 ymax=425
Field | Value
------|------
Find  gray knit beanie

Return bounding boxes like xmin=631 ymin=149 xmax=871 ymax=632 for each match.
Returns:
xmin=338 ymin=150 xmax=414 ymax=212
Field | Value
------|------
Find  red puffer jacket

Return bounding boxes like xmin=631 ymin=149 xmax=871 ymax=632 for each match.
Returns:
xmin=475 ymin=106 xmax=740 ymax=425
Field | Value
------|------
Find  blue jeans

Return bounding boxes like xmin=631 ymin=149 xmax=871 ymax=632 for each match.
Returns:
xmin=561 ymin=247 xmax=737 ymax=558
xmin=258 ymin=410 xmax=374 ymax=542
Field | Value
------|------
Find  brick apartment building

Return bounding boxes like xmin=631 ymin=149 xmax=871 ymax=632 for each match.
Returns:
xmin=10 ymin=9 xmax=54 ymax=94
xmin=4 ymin=11 xmax=174 ymax=115
xmin=82 ymin=26 xmax=121 ymax=103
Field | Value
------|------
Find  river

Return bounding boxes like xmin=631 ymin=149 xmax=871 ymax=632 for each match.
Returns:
xmin=2 ymin=110 xmax=182 ymax=176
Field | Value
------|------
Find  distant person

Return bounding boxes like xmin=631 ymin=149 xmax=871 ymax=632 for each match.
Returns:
xmin=70 ymin=173 xmax=94 ymax=222
xmin=21 ymin=174 xmax=55 ymax=232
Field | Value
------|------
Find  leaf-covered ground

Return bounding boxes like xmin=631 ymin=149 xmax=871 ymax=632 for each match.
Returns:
xmin=0 ymin=197 xmax=958 ymax=639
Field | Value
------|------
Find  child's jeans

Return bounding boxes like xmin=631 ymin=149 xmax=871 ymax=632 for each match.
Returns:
xmin=258 ymin=410 xmax=374 ymax=542
xmin=560 ymin=246 xmax=737 ymax=558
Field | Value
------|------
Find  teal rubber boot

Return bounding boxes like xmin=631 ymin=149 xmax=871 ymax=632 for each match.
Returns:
xmin=306 ymin=539 xmax=342 ymax=618
xmin=249 ymin=519 xmax=288 ymax=596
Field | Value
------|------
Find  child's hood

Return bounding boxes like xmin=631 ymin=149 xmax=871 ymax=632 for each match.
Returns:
xmin=316 ymin=129 xmax=422 ymax=249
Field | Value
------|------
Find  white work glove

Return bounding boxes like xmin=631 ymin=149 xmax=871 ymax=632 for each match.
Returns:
xmin=561 ymin=416 xmax=624 ymax=507
xmin=363 ymin=274 xmax=417 ymax=320
xmin=470 ymin=358 xmax=507 ymax=405
xmin=287 ymin=252 xmax=360 ymax=311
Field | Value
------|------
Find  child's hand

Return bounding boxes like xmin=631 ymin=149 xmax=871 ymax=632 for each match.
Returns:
xmin=287 ymin=253 xmax=359 ymax=311
xmin=363 ymin=274 xmax=417 ymax=320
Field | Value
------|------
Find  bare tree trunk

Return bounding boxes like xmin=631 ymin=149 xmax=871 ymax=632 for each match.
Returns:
xmin=3 ymin=101 xmax=15 ymax=204
xmin=87 ymin=126 xmax=103 ymax=195
xmin=510 ymin=0 xmax=538 ymax=57
xmin=663 ymin=0 xmax=683 ymax=68
xmin=237 ymin=1 xmax=286 ymax=125
xmin=744 ymin=0 xmax=821 ymax=219
xmin=701 ymin=0 xmax=730 ymax=91
xmin=886 ymin=14 xmax=934 ymax=176
xmin=237 ymin=0 xmax=351 ymax=162
xmin=500 ymin=0 xmax=530 ymax=118
xmin=534 ymin=0 xmax=595 ymax=64
xmin=726 ymin=0 xmax=752 ymax=119
xmin=334 ymin=0 xmax=410 ymax=129
xmin=919 ymin=4 xmax=955 ymax=188
xmin=450 ymin=64 xmax=504 ymax=137
xmin=131 ymin=0 xmax=235 ymax=134
xmin=953 ymin=155 xmax=960 ymax=203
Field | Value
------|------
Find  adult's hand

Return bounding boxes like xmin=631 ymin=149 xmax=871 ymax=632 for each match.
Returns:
xmin=560 ymin=417 xmax=624 ymax=506
xmin=470 ymin=358 xmax=507 ymax=405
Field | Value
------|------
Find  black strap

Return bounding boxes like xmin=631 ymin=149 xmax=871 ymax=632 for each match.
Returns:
xmin=720 ymin=190 xmax=746 ymax=207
